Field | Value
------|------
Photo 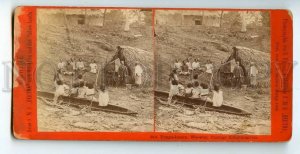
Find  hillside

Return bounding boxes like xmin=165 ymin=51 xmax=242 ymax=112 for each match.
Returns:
xmin=155 ymin=25 xmax=270 ymax=91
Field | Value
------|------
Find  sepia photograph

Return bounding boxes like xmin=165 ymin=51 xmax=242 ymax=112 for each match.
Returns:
xmin=154 ymin=10 xmax=271 ymax=134
xmin=36 ymin=8 xmax=154 ymax=132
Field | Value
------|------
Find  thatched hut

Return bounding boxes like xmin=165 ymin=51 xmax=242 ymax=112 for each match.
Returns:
xmin=104 ymin=46 xmax=153 ymax=87
xmin=218 ymin=46 xmax=270 ymax=87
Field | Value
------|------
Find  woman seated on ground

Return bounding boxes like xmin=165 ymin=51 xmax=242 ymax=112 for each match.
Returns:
xmin=98 ymin=85 xmax=109 ymax=106
xmin=53 ymin=80 xmax=69 ymax=104
xmin=185 ymin=83 xmax=193 ymax=97
xmin=212 ymin=84 xmax=223 ymax=107
xmin=77 ymin=81 xmax=87 ymax=99
xmin=191 ymin=81 xmax=201 ymax=98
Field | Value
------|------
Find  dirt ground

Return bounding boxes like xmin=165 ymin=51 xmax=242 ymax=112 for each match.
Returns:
xmin=155 ymin=87 xmax=270 ymax=134
xmin=38 ymin=87 xmax=154 ymax=132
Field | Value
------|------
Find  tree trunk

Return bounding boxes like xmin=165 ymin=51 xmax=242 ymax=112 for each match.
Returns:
xmin=219 ymin=11 xmax=224 ymax=28
xmin=100 ymin=9 xmax=106 ymax=27
xmin=241 ymin=11 xmax=248 ymax=32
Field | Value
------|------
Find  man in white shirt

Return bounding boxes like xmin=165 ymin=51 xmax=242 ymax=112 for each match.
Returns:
xmin=173 ymin=59 xmax=182 ymax=71
xmin=89 ymin=60 xmax=97 ymax=74
xmin=205 ymin=60 xmax=213 ymax=74
xmin=57 ymin=58 xmax=66 ymax=70
xmin=134 ymin=62 xmax=143 ymax=86
xmin=192 ymin=58 xmax=200 ymax=70
xmin=76 ymin=58 xmax=85 ymax=70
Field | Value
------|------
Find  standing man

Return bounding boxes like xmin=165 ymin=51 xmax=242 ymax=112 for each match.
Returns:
xmin=173 ymin=59 xmax=182 ymax=72
xmin=205 ymin=60 xmax=213 ymax=74
xmin=250 ymin=62 xmax=258 ymax=88
xmin=89 ymin=60 xmax=97 ymax=74
xmin=134 ymin=62 xmax=143 ymax=87
xmin=232 ymin=61 xmax=244 ymax=88
xmin=118 ymin=61 xmax=128 ymax=86
xmin=57 ymin=58 xmax=66 ymax=70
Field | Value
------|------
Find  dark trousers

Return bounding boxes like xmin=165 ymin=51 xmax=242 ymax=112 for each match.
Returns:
xmin=233 ymin=77 xmax=242 ymax=88
xmin=119 ymin=76 xmax=126 ymax=86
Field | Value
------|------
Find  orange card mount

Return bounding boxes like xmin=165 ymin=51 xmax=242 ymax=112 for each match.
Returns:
xmin=13 ymin=6 xmax=292 ymax=141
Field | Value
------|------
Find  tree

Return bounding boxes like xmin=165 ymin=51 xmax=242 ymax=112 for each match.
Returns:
xmin=122 ymin=10 xmax=145 ymax=31
xmin=219 ymin=11 xmax=224 ymax=28
xmin=239 ymin=11 xmax=262 ymax=32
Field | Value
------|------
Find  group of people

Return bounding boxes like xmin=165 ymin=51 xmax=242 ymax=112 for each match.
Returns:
xmin=173 ymin=58 xmax=214 ymax=76
xmin=57 ymin=58 xmax=98 ymax=75
xmin=53 ymin=58 xmax=110 ymax=107
xmin=228 ymin=58 xmax=259 ymax=88
xmin=108 ymin=58 xmax=144 ymax=87
xmin=168 ymin=65 xmax=223 ymax=107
